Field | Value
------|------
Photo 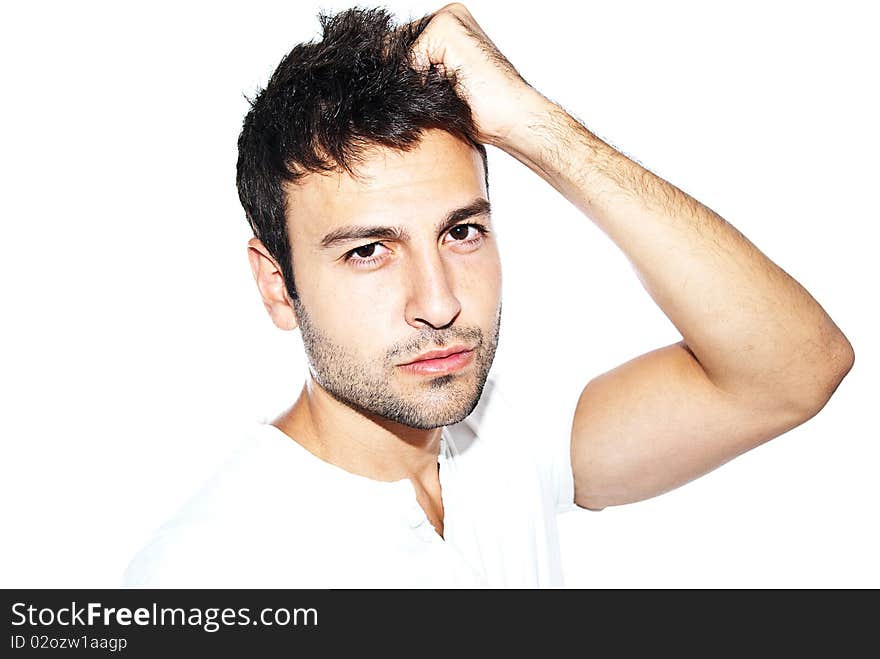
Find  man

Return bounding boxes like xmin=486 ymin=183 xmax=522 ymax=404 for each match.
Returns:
xmin=124 ymin=4 xmax=853 ymax=588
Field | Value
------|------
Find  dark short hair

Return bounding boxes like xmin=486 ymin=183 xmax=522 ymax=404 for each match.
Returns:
xmin=236 ymin=6 xmax=489 ymax=301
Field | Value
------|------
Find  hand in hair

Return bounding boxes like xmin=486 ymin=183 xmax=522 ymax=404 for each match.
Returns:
xmin=407 ymin=3 xmax=549 ymax=148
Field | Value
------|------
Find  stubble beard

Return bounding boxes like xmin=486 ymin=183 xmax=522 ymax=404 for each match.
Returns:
xmin=292 ymin=297 xmax=501 ymax=430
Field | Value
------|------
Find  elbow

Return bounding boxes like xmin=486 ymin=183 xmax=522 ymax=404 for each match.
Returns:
xmin=834 ymin=333 xmax=856 ymax=380
xmin=793 ymin=332 xmax=855 ymax=419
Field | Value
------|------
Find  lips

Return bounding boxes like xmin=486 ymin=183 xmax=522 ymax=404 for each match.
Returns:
xmin=398 ymin=345 xmax=475 ymax=376
xmin=402 ymin=345 xmax=471 ymax=365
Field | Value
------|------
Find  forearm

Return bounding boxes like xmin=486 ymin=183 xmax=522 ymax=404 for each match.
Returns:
xmin=499 ymin=93 xmax=854 ymax=412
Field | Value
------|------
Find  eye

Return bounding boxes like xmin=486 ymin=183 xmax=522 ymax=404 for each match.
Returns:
xmin=353 ymin=244 xmax=380 ymax=258
xmin=344 ymin=242 xmax=391 ymax=267
xmin=444 ymin=223 xmax=489 ymax=246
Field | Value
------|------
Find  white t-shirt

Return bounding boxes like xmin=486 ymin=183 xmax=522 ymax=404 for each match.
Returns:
xmin=122 ymin=378 xmax=581 ymax=588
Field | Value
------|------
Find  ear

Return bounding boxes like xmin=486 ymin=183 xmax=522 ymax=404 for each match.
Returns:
xmin=247 ymin=237 xmax=298 ymax=331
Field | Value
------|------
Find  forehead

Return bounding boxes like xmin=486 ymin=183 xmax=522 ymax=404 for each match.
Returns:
xmin=285 ymin=129 xmax=486 ymax=241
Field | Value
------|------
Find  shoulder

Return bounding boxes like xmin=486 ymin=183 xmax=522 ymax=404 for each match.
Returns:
xmin=449 ymin=373 xmax=580 ymax=514
xmin=454 ymin=374 xmax=578 ymax=455
xmin=122 ymin=424 xmax=332 ymax=587
xmin=122 ymin=519 xmax=226 ymax=587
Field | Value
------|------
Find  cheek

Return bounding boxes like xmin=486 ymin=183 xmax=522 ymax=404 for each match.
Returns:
xmin=450 ymin=247 xmax=502 ymax=309
xmin=305 ymin=270 xmax=400 ymax=349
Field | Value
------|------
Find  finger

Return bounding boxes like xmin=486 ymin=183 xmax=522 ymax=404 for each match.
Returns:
xmin=412 ymin=31 xmax=450 ymax=77
xmin=409 ymin=38 xmax=431 ymax=71
xmin=401 ymin=13 xmax=444 ymax=72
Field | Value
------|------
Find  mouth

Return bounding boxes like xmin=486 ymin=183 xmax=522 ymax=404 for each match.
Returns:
xmin=398 ymin=346 xmax=475 ymax=376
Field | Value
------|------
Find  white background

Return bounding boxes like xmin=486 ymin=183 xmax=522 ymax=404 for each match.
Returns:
xmin=1 ymin=0 xmax=876 ymax=588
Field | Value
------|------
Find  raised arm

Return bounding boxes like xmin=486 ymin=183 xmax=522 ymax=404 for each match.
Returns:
xmin=503 ymin=96 xmax=854 ymax=508
xmin=410 ymin=3 xmax=854 ymax=509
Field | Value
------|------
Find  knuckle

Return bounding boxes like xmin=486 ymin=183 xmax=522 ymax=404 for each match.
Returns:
xmin=440 ymin=2 xmax=471 ymax=17
xmin=433 ymin=9 xmax=456 ymax=25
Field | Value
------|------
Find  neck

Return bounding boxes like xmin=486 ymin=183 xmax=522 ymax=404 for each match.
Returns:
xmin=271 ymin=375 xmax=443 ymax=484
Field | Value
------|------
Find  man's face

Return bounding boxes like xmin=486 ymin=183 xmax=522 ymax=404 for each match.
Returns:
xmin=286 ymin=129 xmax=502 ymax=430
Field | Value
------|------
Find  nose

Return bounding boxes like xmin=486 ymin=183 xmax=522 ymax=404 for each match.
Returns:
xmin=404 ymin=250 xmax=461 ymax=330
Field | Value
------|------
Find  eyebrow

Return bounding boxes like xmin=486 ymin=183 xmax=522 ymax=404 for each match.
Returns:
xmin=319 ymin=197 xmax=492 ymax=250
